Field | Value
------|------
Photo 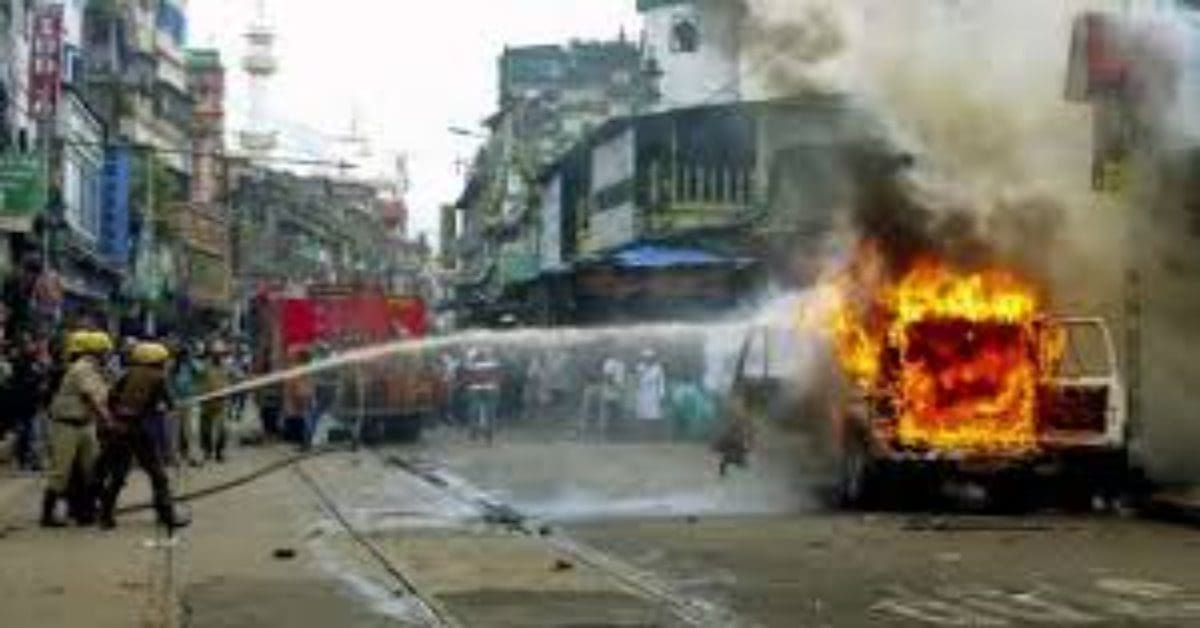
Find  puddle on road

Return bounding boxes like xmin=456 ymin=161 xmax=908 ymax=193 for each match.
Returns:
xmin=417 ymin=440 xmax=825 ymax=525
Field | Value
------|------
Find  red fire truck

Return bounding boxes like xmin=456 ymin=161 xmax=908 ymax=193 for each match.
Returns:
xmin=251 ymin=284 xmax=438 ymax=443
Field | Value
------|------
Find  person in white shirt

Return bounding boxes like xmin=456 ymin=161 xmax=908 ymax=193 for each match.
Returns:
xmin=463 ymin=347 xmax=501 ymax=443
xmin=634 ymin=350 xmax=666 ymax=430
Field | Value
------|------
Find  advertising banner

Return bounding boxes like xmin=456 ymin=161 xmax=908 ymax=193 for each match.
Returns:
xmin=28 ymin=5 xmax=64 ymax=120
xmin=0 ymin=152 xmax=47 ymax=232
xmin=101 ymin=147 xmax=131 ymax=264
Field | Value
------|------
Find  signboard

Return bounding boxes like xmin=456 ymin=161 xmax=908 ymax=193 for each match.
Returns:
xmin=28 ymin=5 xmax=64 ymax=120
xmin=499 ymin=238 xmax=540 ymax=285
xmin=187 ymin=251 xmax=230 ymax=306
xmin=0 ymin=152 xmax=47 ymax=232
xmin=100 ymin=147 xmax=131 ymax=264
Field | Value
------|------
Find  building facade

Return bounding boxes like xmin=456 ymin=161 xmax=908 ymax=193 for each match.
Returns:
xmin=81 ymin=0 xmax=195 ymax=332
xmin=446 ymin=8 xmax=891 ymax=328
xmin=182 ymin=48 xmax=230 ymax=321
xmin=229 ymin=168 xmax=420 ymax=302
xmin=636 ymin=0 xmax=743 ymax=111
xmin=452 ymin=36 xmax=650 ymax=325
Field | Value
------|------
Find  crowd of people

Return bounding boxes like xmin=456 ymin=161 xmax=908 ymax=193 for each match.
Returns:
xmin=0 ymin=279 xmax=246 ymax=531
xmin=437 ymin=340 xmax=724 ymax=444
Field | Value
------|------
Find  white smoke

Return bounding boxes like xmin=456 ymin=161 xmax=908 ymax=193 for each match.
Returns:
xmin=739 ymin=0 xmax=1128 ymax=313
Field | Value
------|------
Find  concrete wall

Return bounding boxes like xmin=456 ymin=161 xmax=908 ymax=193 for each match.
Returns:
xmin=641 ymin=0 xmax=742 ymax=110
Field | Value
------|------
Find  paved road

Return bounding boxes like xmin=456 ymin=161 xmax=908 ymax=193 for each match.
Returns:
xmin=313 ymin=428 xmax=1200 ymax=628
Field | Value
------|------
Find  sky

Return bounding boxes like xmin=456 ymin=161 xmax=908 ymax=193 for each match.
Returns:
xmin=188 ymin=0 xmax=643 ymax=243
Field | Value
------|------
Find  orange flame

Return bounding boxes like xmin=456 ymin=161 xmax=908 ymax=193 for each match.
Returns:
xmin=825 ymin=245 xmax=1054 ymax=455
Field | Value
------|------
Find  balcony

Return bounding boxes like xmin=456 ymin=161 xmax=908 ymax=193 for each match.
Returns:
xmin=642 ymin=160 xmax=757 ymax=235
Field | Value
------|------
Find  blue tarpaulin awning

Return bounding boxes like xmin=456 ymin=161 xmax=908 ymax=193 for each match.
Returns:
xmin=605 ymin=244 xmax=751 ymax=269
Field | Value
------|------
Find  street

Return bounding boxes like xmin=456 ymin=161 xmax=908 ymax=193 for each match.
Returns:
xmin=234 ymin=427 xmax=1200 ymax=628
xmin=2 ymin=422 xmax=1199 ymax=628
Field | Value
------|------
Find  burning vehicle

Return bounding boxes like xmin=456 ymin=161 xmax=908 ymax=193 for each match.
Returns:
xmin=825 ymin=247 xmax=1128 ymax=508
xmin=729 ymin=246 xmax=1127 ymax=509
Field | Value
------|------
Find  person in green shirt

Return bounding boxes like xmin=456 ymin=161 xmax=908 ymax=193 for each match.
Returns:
xmin=197 ymin=341 xmax=232 ymax=463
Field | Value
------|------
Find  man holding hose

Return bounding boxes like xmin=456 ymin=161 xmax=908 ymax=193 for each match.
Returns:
xmin=42 ymin=331 xmax=112 ymax=527
xmin=95 ymin=341 xmax=189 ymax=530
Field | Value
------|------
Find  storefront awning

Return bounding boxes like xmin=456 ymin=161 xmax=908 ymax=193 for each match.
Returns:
xmin=605 ymin=244 xmax=754 ymax=270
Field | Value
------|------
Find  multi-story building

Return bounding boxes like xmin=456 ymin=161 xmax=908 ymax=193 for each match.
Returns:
xmin=53 ymin=0 xmax=124 ymax=319
xmin=0 ymin=0 xmax=38 ymax=275
xmin=0 ymin=0 xmax=33 ymax=152
xmin=230 ymin=168 xmax=405 ymax=291
xmin=448 ymin=2 xmax=892 ymax=327
xmin=452 ymin=36 xmax=649 ymax=325
xmin=183 ymin=48 xmax=230 ymax=323
xmin=82 ymin=0 xmax=194 ymax=332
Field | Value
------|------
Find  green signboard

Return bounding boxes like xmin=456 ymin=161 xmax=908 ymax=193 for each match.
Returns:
xmin=499 ymin=239 xmax=540 ymax=286
xmin=0 ymin=152 xmax=47 ymax=232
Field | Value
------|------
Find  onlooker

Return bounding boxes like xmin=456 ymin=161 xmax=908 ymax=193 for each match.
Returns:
xmin=2 ymin=255 xmax=41 ymax=341
xmin=306 ymin=345 xmax=338 ymax=449
xmin=197 ymin=342 xmax=232 ymax=463
xmin=463 ymin=347 xmax=501 ymax=444
xmin=168 ymin=346 xmax=201 ymax=467
xmin=524 ymin=352 xmax=550 ymax=422
xmin=634 ymin=349 xmax=667 ymax=440
xmin=10 ymin=335 xmax=52 ymax=471
xmin=439 ymin=350 xmax=462 ymax=426
xmin=282 ymin=346 xmax=314 ymax=445
xmin=598 ymin=351 xmax=628 ymax=438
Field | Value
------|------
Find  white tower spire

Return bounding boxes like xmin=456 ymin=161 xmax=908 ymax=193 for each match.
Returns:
xmin=240 ymin=0 xmax=278 ymax=160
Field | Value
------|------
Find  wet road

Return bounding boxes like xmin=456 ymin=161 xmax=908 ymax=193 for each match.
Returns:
xmin=299 ymin=428 xmax=1200 ymax=627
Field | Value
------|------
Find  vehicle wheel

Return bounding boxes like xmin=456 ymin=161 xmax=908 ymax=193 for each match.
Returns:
xmin=988 ymin=472 xmax=1038 ymax=514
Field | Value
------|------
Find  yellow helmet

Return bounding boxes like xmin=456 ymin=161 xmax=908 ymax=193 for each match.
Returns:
xmin=87 ymin=331 xmax=115 ymax=354
xmin=64 ymin=331 xmax=92 ymax=357
xmin=131 ymin=342 xmax=171 ymax=366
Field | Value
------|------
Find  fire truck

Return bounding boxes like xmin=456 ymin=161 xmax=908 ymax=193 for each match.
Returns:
xmin=251 ymin=284 xmax=438 ymax=444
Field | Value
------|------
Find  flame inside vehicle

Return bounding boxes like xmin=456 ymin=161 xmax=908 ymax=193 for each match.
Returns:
xmin=828 ymin=247 xmax=1056 ymax=455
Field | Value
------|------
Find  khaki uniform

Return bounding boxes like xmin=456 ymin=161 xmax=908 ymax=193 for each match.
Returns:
xmin=47 ymin=357 xmax=108 ymax=493
xmin=198 ymin=363 xmax=231 ymax=459
xmin=96 ymin=364 xmax=177 ymax=527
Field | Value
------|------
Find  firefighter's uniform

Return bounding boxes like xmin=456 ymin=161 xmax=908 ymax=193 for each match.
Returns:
xmin=95 ymin=342 xmax=188 ymax=529
xmin=43 ymin=331 xmax=112 ymax=527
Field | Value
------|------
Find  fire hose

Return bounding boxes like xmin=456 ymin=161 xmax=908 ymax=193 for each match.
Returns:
xmin=114 ymin=446 xmax=342 ymax=515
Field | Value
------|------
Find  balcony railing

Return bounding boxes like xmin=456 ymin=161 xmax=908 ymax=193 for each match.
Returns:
xmin=643 ymin=160 xmax=756 ymax=234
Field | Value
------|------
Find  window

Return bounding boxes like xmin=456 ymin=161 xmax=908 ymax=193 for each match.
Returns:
xmin=670 ymin=17 xmax=699 ymax=54
xmin=64 ymin=148 xmax=103 ymax=241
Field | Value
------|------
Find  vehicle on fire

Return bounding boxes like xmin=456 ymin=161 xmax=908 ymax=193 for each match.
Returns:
xmin=729 ymin=316 xmax=1129 ymax=510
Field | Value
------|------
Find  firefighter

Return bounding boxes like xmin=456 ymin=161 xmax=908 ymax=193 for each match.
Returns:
xmin=95 ymin=341 xmax=189 ymax=530
xmin=42 ymin=331 xmax=112 ymax=528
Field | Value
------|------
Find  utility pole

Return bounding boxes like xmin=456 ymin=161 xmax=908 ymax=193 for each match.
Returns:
xmin=144 ymin=146 xmax=156 ymax=336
